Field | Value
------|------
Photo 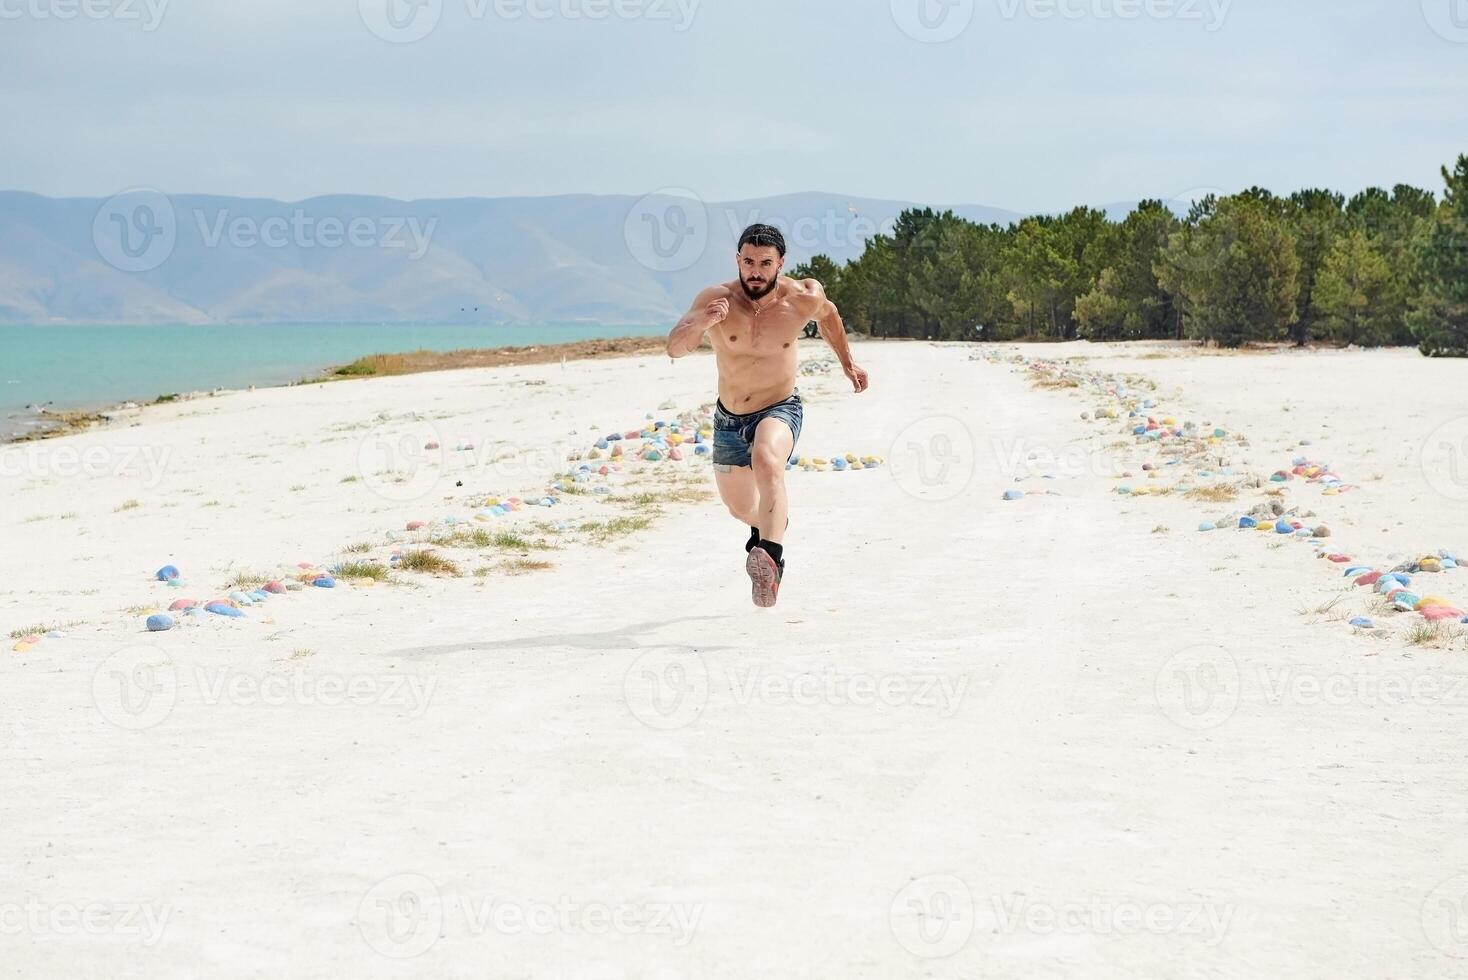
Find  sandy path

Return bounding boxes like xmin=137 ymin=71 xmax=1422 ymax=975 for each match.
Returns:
xmin=3 ymin=342 xmax=1467 ymax=978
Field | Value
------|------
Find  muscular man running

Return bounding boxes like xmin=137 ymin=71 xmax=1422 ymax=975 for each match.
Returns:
xmin=665 ymin=224 xmax=870 ymax=607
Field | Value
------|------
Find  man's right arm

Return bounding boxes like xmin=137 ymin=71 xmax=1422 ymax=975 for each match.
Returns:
xmin=667 ymin=287 xmax=730 ymax=359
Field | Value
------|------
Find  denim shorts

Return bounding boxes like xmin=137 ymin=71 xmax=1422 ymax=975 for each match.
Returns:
xmin=712 ymin=389 xmax=804 ymax=468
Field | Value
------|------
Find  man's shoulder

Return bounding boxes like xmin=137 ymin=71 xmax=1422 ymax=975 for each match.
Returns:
xmin=784 ymin=277 xmax=828 ymax=309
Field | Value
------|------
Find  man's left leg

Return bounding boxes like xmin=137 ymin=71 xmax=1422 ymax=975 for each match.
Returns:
xmin=746 ymin=418 xmax=794 ymax=608
xmin=750 ymin=417 xmax=794 ymax=546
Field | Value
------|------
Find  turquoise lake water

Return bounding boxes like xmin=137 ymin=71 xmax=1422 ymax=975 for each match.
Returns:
xmin=0 ymin=322 xmax=658 ymax=439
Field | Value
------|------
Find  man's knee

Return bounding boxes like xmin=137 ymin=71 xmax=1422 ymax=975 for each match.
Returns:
xmin=751 ymin=444 xmax=786 ymax=477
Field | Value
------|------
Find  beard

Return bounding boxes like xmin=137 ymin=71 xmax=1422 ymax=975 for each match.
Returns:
xmin=740 ymin=274 xmax=778 ymax=301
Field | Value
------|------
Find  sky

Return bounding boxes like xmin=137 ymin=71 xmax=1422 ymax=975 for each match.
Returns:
xmin=2 ymin=0 xmax=1466 ymax=212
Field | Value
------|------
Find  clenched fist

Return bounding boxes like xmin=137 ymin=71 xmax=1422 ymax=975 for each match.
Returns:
xmin=706 ymin=296 xmax=731 ymax=323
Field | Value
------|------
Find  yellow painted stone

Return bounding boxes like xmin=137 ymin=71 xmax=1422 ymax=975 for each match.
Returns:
xmin=1416 ymin=596 xmax=1452 ymax=610
xmin=352 ymin=577 xmax=377 ymax=587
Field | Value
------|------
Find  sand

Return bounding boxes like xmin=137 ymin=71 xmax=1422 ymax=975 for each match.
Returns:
xmin=2 ymin=339 xmax=1467 ymax=978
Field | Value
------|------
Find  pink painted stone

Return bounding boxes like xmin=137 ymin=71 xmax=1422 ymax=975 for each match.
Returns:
xmin=1355 ymin=571 xmax=1383 ymax=587
xmin=1422 ymin=606 xmax=1465 ymax=622
xmin=168 ymin=599 xmax=198 ymax=611
xmin=263 ymin=581 xmax=287 ymax=594
xmin=406 ymin=521 xmax=426 ymax=531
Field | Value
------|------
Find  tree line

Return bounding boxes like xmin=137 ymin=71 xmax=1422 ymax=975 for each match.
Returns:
xmin=793 ymin=154 xmax=1468 ymax=356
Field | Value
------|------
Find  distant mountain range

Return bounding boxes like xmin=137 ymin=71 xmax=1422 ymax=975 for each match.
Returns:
xmin=0 ymin=190 xmax=1143 ymax=325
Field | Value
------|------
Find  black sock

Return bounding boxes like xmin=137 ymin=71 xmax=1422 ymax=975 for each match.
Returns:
xmin=759 ymin=540 xmax=784 ymax=565
xmin=746 ymin=526 xmax=761 ymax=553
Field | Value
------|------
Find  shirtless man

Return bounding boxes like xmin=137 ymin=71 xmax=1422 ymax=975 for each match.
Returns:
xmin=665 ymin=223 xmax=870 ymax=607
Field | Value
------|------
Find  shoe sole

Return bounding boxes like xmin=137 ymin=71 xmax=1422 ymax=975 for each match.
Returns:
xmin=746 ymin=547 xmax=780 ymax=608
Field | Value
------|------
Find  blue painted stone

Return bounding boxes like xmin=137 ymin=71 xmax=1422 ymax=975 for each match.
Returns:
xmin=205 ymin=602 xmax=244 ymax=617
xmin=146 ymin=613 xmax=174 ymax=632
xmin=1002 ymin=489 xmax=1025 ymax=501
xmin=1392 ymin=592 xmax=1421 ymax=611
xmin=1349 ymin=617 xmax=1374 ymax=629
xmin=694 ymin=445 xmax=710 ymax=455
xmin=312 ymin=577 xmax=336 ymax=588
xmin=1344 ymin=566 xmax=1372 ymax=577
xmin=1239 ymin=516 xmax=1258 ymax=529
xmin=167 ymin=578 xmax=186 ymax=588
xmin=228 ymin=591 xmax=255 ymax=605
xmin=595 ymin=439 xmax=609 ymax=450
xmin=1198 ymin=522 xmax=1216 ymax=532
xmin=1275 ymin=520 xmax=1294 ymax=534
xmin=156 ymin=564 xmax=180 ymax=581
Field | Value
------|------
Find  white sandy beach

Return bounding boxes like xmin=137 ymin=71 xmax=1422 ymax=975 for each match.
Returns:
xmin=3 ymin=339 xmax=1468 ymax=978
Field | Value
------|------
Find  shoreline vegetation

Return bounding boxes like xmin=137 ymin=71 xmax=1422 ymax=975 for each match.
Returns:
xmin=7 ymin=334 xmax=668 ymax=443
xmin=789 ymin=153 xmax=1468 ymax=357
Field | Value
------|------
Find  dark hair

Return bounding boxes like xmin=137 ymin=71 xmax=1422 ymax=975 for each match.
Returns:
xmin=738 ymin=223 xmax=786 ymax=258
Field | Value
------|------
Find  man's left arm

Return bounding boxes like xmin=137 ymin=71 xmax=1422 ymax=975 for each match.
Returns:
xmin=807 ymin=281 xmax=869 ymax=394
